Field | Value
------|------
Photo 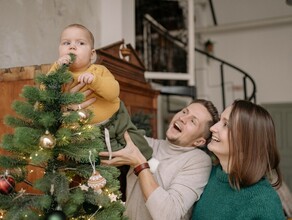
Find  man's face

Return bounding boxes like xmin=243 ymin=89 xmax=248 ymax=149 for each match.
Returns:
xmin=166 ymin=103 xmax=212 ymax=147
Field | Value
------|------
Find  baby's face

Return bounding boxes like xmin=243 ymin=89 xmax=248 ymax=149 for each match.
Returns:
xmin=59 ymin=26 xmax=94 ymax=72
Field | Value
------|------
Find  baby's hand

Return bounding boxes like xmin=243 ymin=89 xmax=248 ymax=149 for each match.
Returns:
xmin=78 ymin=72 xmax=94 ymax=84
xmin=56 ymin=54 xmax=72 ymax=66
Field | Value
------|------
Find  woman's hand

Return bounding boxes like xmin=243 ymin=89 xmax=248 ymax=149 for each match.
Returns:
xmin=99 ymin=131 xmax=147 ymax=168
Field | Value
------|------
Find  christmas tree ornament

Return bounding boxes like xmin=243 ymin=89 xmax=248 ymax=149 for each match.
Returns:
xmin=108 ymin=193 xmax=118 ymax=202
xmin=77 ymin=109 xmax=90 ymax=124
xmin=79 ymin=184 xmax=89 ymax=191
xmin=0 ymin=173 xmax=15 ymax=195
xmin=39 ymin=131 xmax=56 ymax=149
xmin=87 ymin=171 xmax=106 ymax=193
xmin=87 ymin=151 xmax=106 ymax=193
xmin=45 ymin=210 xmax=66 ymax=220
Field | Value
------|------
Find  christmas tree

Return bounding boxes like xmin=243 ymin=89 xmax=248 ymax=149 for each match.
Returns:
xmin=0 ymin=56 xmax=126 ymax=220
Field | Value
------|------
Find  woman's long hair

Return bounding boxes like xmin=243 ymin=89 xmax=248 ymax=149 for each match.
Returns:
xmin=228 ymin=100 xmax=282 ymax=190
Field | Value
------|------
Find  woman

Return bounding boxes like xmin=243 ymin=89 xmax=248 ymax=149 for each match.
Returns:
xmin=192 ymin=100 xmax=285 ymax=220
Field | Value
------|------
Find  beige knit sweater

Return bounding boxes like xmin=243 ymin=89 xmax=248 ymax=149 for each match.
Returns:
xmin=125 ymin=137 xmax=212 ymax=220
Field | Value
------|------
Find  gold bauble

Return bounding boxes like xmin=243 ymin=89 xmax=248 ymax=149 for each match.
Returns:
xmin=39 ymin=131 xmax=56 ymax=149
xmin=87 ymin=171 xmax=106 ymax=192
xmin=77 ymin=109 xmax=90 ymax=124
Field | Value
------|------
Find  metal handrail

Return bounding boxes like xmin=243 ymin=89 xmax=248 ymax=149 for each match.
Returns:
xmin=143 ymin=14 xmax=257 ymax=108
xmin=194 ymin=47 xmax=257 ymax=105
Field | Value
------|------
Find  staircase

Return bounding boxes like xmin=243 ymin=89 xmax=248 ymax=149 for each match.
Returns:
xmin=140 ymin=13 xmax=257 ymax=111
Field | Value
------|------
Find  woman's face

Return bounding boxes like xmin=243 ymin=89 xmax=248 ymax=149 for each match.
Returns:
xmin=208 ymin=105 xmax=232 ymax=166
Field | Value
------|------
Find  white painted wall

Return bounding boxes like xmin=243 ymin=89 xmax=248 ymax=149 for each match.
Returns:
xmin=195 ymin=24 xmax=292 ymax=111
xmin=0 ymin=0 xmax=134 ymax=69
xmin=194 ymin=0 xmax=292 ymax=111
xmin=99 ymin=0 xmax=135 ymax=48
xmin=1 ymin=0 xmax=292 ymax=127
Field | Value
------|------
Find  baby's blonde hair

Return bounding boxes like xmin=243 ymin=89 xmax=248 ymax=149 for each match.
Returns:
xmin=63 ymin=24 xmax=94 ymax=48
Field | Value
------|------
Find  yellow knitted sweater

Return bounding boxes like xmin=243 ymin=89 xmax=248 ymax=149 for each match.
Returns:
xmin=49 ymin=63 xmax=120 ymax=124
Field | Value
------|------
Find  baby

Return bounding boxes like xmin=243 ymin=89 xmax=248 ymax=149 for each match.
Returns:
xmin=49 ymin=24 xmax=153 ymax=169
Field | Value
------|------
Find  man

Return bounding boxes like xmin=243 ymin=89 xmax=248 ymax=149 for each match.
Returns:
xmin=100 ymin=99 xmax=219 ymax=220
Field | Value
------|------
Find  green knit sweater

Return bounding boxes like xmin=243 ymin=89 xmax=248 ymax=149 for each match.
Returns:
xmin=192 ymin=165 xmax=285 ymax=220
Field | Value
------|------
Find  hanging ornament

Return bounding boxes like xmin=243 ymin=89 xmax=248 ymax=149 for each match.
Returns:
xmin=77 ymin=109 xmax=90 ymax=124
xmin=39 ymin=131 xmax=56 ymax=149
xmin=108 ymin=193 xmax=118 ymax=202
xmin=87 ymin=151 xmax=106 ymax=193
xmin=80 ymin=184 xmax=89 ymax=191
xmin=0 ymin=172 xmax=15 ymax=195
xmin=44 ymin=210 xmax=66 ymax=220
xmin=87 ymin=171 xmax=106 ymax=193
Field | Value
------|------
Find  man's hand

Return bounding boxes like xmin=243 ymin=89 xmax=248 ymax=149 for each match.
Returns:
xmin=99 ymin=131 xmax=147 ymax=167
xmin=101 ymin=132 xmax=158 ymax=200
